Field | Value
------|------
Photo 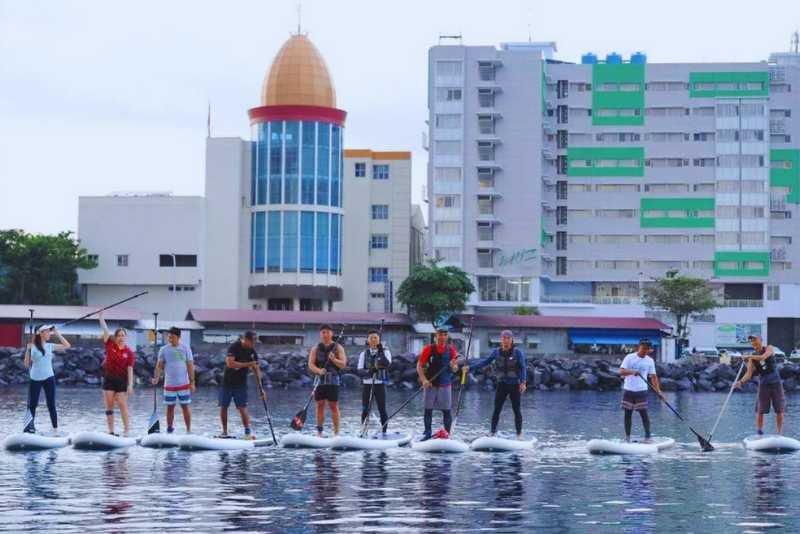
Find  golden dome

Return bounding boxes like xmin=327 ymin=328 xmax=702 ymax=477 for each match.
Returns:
xmin=261 ymin=34 xmax=336 ymax=108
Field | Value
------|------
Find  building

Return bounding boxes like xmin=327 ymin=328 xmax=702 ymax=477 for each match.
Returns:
xmin=427 ymin=40 xmax=800 ymax=351
xmin=78 ymin=33 xmax=421 ymax=318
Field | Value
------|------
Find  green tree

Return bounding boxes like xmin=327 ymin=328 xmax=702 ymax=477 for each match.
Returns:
xmin=396 ymin=260 xmax=475 ymax=327
xmin=0 ymin=230 xmax=97 ymax=304
xmin=642 ymin=269 xmax=718 ymax=342
xmin=513 ymin=305 xmax=540 ymax=316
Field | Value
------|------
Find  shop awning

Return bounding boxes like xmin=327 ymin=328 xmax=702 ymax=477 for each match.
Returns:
xmin=569 ymin=329 xmax=661 ymax=346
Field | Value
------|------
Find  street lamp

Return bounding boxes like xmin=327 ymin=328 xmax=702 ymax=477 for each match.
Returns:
xmin=170 ymin=253 xmax=177 ymax=323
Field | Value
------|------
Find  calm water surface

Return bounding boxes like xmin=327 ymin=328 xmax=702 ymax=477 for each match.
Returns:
xmin=1 ymin=385 xmax=798 ymax=533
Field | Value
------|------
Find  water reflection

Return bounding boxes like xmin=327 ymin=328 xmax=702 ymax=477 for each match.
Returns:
xmin=100 ymin=452 xmax=133 ymax=525
xmin=490 ymin=454 xmax=525 ymax=528
xmin=418 ymin=456 xmax=453 ymax=525
xmin=621 ymin=459 xmax=655 ymax=534
xmin=23 ymin=452 xmax=59 ymax=501
xmin=310 ymin=451 xmax=341 ymax=530
xmin=749 ymin=456 xmax=784 ymax=516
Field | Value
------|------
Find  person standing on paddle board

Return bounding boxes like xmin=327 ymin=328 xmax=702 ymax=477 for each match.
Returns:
xmin=618 ymin=339 xmax=662 ymax=442
xmin=23 ymin=325 xmax=71 ymax=435
xmin=308 ymin=324 xmax=348 ymax=437
xmin=417 ymin=327 xmax=460 ymax=440
xmin=357 ymin=330 xmax=392 ymax=435
xmin=152 ymin=327 xmax=195 ymax=434
xmin=219 ymin=331 xmax=263 ymax=440
xmin=734 ymin=334 xmax=786 ymax=435
xmin=463 ymin=330 xmax=527 ymax=438
xmin=99 ymin=312 xmax=135 ymax=436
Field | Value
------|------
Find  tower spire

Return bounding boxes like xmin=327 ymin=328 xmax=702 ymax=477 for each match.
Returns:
xmin=297 ymin=0 xmax=302 ymax=35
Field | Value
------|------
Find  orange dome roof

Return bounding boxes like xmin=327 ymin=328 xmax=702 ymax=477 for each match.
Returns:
xmin=261 ymin=34 xmax=336 ymax=108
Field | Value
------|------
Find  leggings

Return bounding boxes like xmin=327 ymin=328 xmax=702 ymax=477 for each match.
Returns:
xmin=492 ymin=382 xmax=522 ymax=434
xmin=28 ymin=376 xmax=58 ymax=429
xmin=361 ymin=383 xmax=389 ymax=433
xmin=624 ymin=409 xmax=651 ymax=438
xmin=424 ymin=409 xmax=452 ymax=434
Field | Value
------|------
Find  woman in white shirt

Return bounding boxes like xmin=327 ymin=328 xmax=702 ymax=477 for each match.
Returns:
xmin=24 ymin=325 xmax=71 ymax=434
xmin=357 ymin=330 xmax=392 ymax=435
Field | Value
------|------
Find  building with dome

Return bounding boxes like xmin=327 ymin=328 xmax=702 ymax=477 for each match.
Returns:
xmin=77 ymin=33 xmax=424 ymax=320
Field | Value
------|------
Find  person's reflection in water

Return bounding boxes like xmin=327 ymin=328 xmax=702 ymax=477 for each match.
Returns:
xmin=418 ymin=456 xmax=453 ymax=526
xmin=748 ymin=457 xmax=784 ymax=518
xmin=218 ymin=451 xmax=267 ymax=531
xmin=358 ymin=451 xmax=389 ymax=528
xmin=310 ymin=451 xmax=341 ymax=529
xmin=491 ymin=454 xmax=525 ymax=529
xmin=101 ymin=452 xmax=133 ymax=525
xmin=24 ymin=451 xmax=59 ymax=501
xmin=620 ymin=459 xmax=655 ymax=534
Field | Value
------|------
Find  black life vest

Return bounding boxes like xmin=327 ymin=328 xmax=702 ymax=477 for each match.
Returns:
xmin=425 ymin=344 xmax=453 ymax=385
xmin=493 ymin=346 xmax=519 ymax=379
xmin=362 ymin=346 xmax=390 ymax=382
xmin=316 ymin=342 xmax=341 ymax=386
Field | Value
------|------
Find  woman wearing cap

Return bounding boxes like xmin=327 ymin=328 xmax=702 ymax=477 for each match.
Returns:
xmin=463 ymin=330 xmax=527 ymax=438
xmin=618 ymin=339 xmax=661 ymax=442
xmin=152 ymin=327 xmax=195 ymax=433
xmin=416 ymin=327 xmax=459 ymax=440
xmin=23 ymin=324 xmax=71 ymax=435
xmin=99 ymin=311 xmax=136 ymax=436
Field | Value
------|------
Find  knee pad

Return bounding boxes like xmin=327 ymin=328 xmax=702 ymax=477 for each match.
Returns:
xmin=105 ymin=410 xmax=113 ymax=416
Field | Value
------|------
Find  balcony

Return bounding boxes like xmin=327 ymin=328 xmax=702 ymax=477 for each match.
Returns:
xmin=722 ymin=299 xmax=764 ymax=308
xmin=539 ymin=295 xmax=642 ymax=305
xmin=771 ymin=198 xmax=787 ymax=211
xmin=770 ymin=119 xmax=786 ymax=134
xmin=771 ymin=247 xmax=787 ymax=260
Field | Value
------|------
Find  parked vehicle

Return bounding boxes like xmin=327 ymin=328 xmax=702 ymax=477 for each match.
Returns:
xmin=790 ymin=349 xmax=800 ymax=361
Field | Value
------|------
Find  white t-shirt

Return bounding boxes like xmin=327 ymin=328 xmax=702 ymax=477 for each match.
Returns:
xmin=620 ymin=352 xmax=656 ymax=392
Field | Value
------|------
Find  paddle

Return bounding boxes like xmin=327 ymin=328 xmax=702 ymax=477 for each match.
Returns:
xmin=384 ymin=366 xmax=447 ymax=423
xmin=147 ymin=312 xmax=160 ymax=435
xmin=359 ymin=319 xmax=385 ymax=438
xmin=290 ymin=324 xmax=345 ymax=431
xmin=450 ymin=317 xmax=475 ymax=436
xmin=57 ymin=291 xmax=149 ymax=328
xmin=705 ymin=360 xmax=746 ymax=448
xmin=637 ymin=373 xmax=713 ymax=452
xmin=253 ymin=359 xmax=278 ymax=446
xmin=22 ymin=309 xmax=35 ymax=433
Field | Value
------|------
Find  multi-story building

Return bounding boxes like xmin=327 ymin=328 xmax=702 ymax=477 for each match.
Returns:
xmin=427 ymin=41 xmax=800 ymax=351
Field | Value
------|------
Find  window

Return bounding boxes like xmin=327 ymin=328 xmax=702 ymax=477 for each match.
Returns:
xmin=693 ymin=261 xmax=714 ymax=270
xmin=435 ymin=221 xmax=461 ymax=235
xmin=168 ymin=285 xmax=196 ymax=292
xmin=435 ymin=195 xmax=461 ymax=209
xmin=268 ymin=298 xmax=293 ymax=311
xmin=692 ymin=106 xmax=715 ymax=116
xmin=568 ymin=183 xmax=592 ymax=193
xmin=371 ymin=234 xmax=389 ymax=249
xmin=478 ymin=62 xmax=495 ymax=81
xmin=741 ymin=232 xmax=765 ymax=245
xmin=595 ymin=234 xmax=640 ymax=244
xmin=373 ymin=164 xmax=389 ymax=180
xmin=694 ymin=183 xmax=715 ymax=193
xmin=300 ymin=299 xmax=323 ymax=311
xmin=478 ymin=115 xmax=495 ymax=135
xmin=716 ymin=232 xmax=739 ymax=244
xmin=693 ymin=234 xmax=714 ymax=244
xmin=435 ymin=114 xmax=462 ymax=129
xmin=478 ymin=174 xmax=494 ymax=189
xmin=595 ymin=209 xmax=637 ymax=218
xmin=644 ymin=183 xmax=689 ymax=193
xmin=434 ymin=247 xmax=461 ymax=262
xmin=478 ymin=276 xmax=531 ymax=302
xmin=767 ymin=285 xmax=781 ymax=301
xmin=740 ymin=103 xmax=765 ymax=117
xmin=437 ymin=61 xmax=462 ymax=76
xmin=556 ymin=256 xmax=567 ymax=275
xmin=567 ymin=208 xmax=593 ymax=218
xmin=268 ymin=211 xmax=281 ymax=272
xmin=477 ymin=223 xmax=494 ymax=241
xmin=596 ymin=184 xmax=640 ymax=193
xmin=282 ymin=211 xmax=298 ymax=272
xmin=646 ymin=158 xmax=689 ymax=168
xmin=369 ymin=268 xmax=389 ymax=283
xmin=645 ymin=132 xmax=689 ymax=142
xmin=556 ymin=180 xmax=568 ymax=200
xmin=556 ymin=231 xmax=567 ymax=250
xmin=646 ymin=107 xmax=688 ymax=117
xmin=434 ymin=167 xmax=462 ymax=184
xmin=595 ymin=132 xmax=641 ymax=143
xmin=716 ymin=206 xmax=738 ymax=218
xmin=434 ymin=140 xmax=461 ymax=155
xmin=354 ymin=162 xmax=366 ymax=177
xmin=693 ymin=132 xmax=715 ymax=142
xmin=369 ymin=293 xmax=385 ymax=300
xmin=595 ymin=260 xmax=639 ymax=270
xmin=436 ymin=88 xmax=462 ymax=102
xmin=478 ymin=197 xmax=494 ymax=215
xmin=569 ymin=234 xmax=590 ymax=244
xmin=693 ymin=158 xmax=716 ymax=167
xmin=478 ymin=89 xmax=495 ymax=108
xmin=772 ymin=211 xmax=793 ymax=220
xmin=301 ymin=121 xmax=315 ymax=204
xmin=771 ymin=236 xmax=792 ymax=246
xmin=371 ymin=204 xmax=389 ymax=219
xmin=300 ymin=211 xmax=314 ymax=273
xmin=477 ymin=141 xmax=495 ymax=161
xmin=87 ymin=254 xmax=99 ymax=264
xmin=644 ymin=235 xmax=688 ymax=244
xmin=117 ymin=255 xmax=128 ymax=267
xmin=477 ymin=249 xmax=494 ymax=268
xmin=556 ymin=206 xmax=567 ymax=225
xmin=644 ymin=260 xmax=689 ymax=270
xmin=159 ymin=254 xmax=198 ymax=267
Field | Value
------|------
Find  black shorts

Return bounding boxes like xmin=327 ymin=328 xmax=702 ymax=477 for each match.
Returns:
xmin=315 ymin=385 xmax=339 ymax=402
xmin=102 ymin=375 xmax=128 ymax=393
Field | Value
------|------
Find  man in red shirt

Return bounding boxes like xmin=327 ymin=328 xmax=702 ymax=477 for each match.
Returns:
xmin=416 ymin=327 xmax=459 ymax=440
xmin=99 ymin=312 xmax=136 ymax=436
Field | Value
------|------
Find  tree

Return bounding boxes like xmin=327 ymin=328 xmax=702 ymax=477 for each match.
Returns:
xmin=396 ymin=260 xmax=475 ymax=327
xmin=513 ymin=305 xmax=540 ymax=316
xmin=0 ymin=230 xmax=97 ymax=305
xmin=642 ymin=269 xmax=718 ymax=342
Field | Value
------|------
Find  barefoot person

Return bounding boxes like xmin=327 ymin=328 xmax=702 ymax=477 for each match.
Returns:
xmin=99 ymin=312 xmax=135 ymax=436
xmin=357 ymin=330 xmax=392 ymax=435
xmin=735 ymin=334 xmax=785 ymax=436
xmin=417 ymin=327 xmax=459 ymax=441
xmin=23 ymin=325 xmax=71 ymax=435
xmin=219 ymin=331 xmax=263 ymax=439
xmin=308 ymin=324 xmax=347 ymax=437
xmin=464 ymin=330 xmax=527 ymax=438
xmin=618 ymin=339 xmax=661 ymax=442
xmin=152 ymin=327 xmax=195 ymax=434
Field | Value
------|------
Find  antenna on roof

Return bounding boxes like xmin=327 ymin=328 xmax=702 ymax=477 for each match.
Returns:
xmin=793 ymin=30 xmax=799 ymax=54
xmin=528 ymin=23 xmax=533 ymax=43
xmin=438 ymin=34 xmax=462 ymax=45
xmin=297 ymin=0 xmax=303 ymax=35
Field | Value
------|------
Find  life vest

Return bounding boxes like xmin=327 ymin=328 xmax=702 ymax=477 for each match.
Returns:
xmin=752 ymin=347 xmax=778 ymax=379
xmin=316 ymin=342 xmax=341 ymax=386
xmin=424 ymin=344 xmax=453 ymax=386
xmin=493 ymin=346 xmax=519 ymax=380
xmin=362 ymin=346 xmax=390 ymax=383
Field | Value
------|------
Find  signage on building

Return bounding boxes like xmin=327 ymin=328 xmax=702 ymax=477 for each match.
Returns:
xmin=715 ymin=323 xmax=762 ymax=347
xmin=497 ymin=248 xmax=537 ymax=268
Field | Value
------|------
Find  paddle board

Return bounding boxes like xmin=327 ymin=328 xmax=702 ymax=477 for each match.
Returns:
xmin=470 ymin=435 xmax=537 ymax=452
xmin=139 ymin=432 xmax=182 ymax=449
xmin=410 ymin=437 xmax=469 ymax=453
xmin=72 ymin=431 xmax=137 ymax=451
xmin=3 ymin=433 xmax=71 ymax=452
xmin=330 ymin=432 xmax=413 ymax=451
xmin=280 ymin=433 xmax=334 ymax=449
xmin=743 ymin=435 xmax=800 ymax=453
xmin=178 ymin=434 xmax=273 ymax=451
xmin=587 ymin=437 xmax=675 ymax=455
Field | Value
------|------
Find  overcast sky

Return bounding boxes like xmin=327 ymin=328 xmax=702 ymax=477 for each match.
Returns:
xmin=1 ymin=0 xmax=798 ymax=235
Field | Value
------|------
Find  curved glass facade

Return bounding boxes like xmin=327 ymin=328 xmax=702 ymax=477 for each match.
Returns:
xmin=250 ymin=119 xmax=343 ymax=276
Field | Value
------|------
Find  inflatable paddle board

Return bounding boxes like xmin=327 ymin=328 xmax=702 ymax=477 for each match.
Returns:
xmin=410 ymin=437 xmax=469 ymax=453
xmin=139 ymin=432 xmax=182 ymax=449
xmin=72 ymin=431 xmax=137 ymax=451
xmin=330 ymin=432 xmax=413 ymax=451
xmin=3 ymin=433 xmax=71 ymax=451
xmin=280 ymin=433 xmax=334 ymax=449
xmin=743 ymin=435 xmax=800 ymax=453
xmin=470 ymin=435 xmax=537 ymax=452
xmin=587 ymin=437 xmax=675 ymax=455
xmin=178 ymin=435 xmax=272 ymax=451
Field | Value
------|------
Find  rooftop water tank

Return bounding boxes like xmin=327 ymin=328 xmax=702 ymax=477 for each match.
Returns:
xmin=630 ymin=52 xmax=647 ymax=64
xmin=581 ymin=52 xmax=598 ymax=65
xmin=606 ymin=52 xmax=623 ymax=64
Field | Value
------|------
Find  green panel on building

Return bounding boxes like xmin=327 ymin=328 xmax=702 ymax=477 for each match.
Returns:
xmin=714 ymin=251 xmax=770 ymax=277
xmin=688 ymin=71 xmax=769 ymax=98
xmin=592 ymin=63 xmax=645 ymax=126
xmin=567 ymin=147 xmax=644 ymax=177
xmin=770 ymin=149 xmax=800 ymax=204
xmin=640 ymin=198 xmax=715 ymax=228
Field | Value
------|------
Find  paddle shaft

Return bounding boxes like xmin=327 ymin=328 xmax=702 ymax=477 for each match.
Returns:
xmin=147 ymin=313 xmax=160 ymax=434
xmin=23 ymin=310 xmax=35 ymax=432
xmin=60 ymin=291 xmax=148 ymax=327
xmin=253 ymin=362 xmax=278 ymax=446
xmin=385 ymin=366 xmax=447 ymax=422
xmin=451 ymin=318 xmax=475 ymax=435
xmin=360 ymin=319 xmax=385 ymax=437
xmin=637 ymin=373 xmax=710 ymax=446
xmin=707 ymin=361 xmax=746 ymax=441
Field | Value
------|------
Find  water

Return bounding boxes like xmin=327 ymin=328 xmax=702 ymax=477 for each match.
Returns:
xmin=1 ymin=386 xmax=799 ymax=533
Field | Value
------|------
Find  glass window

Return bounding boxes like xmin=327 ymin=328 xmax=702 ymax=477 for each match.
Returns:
xmin=301 ymin=121 xmax=316 ymax=204
xmin=477 ymin=249 xmax=494 ymax=268
xmin=252 ymin=212 xmax=265 ymax=272
xmin=478 ymin=89 xmax=494 ymax=108
xmin=331 ymin=214 xmax=341 ymax=274
xmin=478 ymin=115 xmax=495 ymax=135
xmin=477 ymin=197 xmax=493 ymax=214
xmin=282 ymin=211 xmax=298 ymax=272
xmin=477 ymin=142 xmax=495 ymax=161
xmin=116 ymin=255 xmax=129 ymax=267
xmin=315 ymin=212 xmax=329 ymax=273
xmin=437 ymin=61 xmax=462 ymax=76
xmin=693 ymin=234 xmax=714 ymax=244
xmin=267 ymin=211 xmax=281 ymax=272
xmin=354 ymin=162 xmax=366 ymax=177
xmin=317 ymin=124 xmax=330 ymax=205
xmin=435 ymin=141 xmax=461 ymax=155
xmin=255 ymin=123 xmax=268 ymax=205
xmin=435 ymin=167 xmax=462 ymax=184
xmin=369 ymin=267 xmax=389 ymax=283
xmin=436 ymin=88 xmax=462 ymax=101
xmin=269 ymin=122 xmax=282 ymax=204
xmin=373 ymin=164 xmax=389 ymax=180
xmin=477 ymin=223 xmax=493 ymax=241
xmin=159 ymin=255 xmax=197 ymax=267
xmin=435 ymin=221 xmax=461 ymax=235
xmin=284 ymin=121 xmax=299 ymax=204
xmin=478 ymin=62 xmax=495 ymax=81
xmin=767 ymin=285 xmax=780 ymax=301
xmin=330 ymin=126 xmax=341 ymax=207
xmin=371 ymin=204 xmax=389 ymax=219
xmin=371 ymin=234 xmax=389 ymax=249
xmin=300 ymin=211 xmax=314 ymax=273
xmin=435 ymin=114 xmax=461 ymax=129
xmin=434 ymin=247 xmax=461 ymax=262
xmin=435 ymin=195 xmax=461 ymax=209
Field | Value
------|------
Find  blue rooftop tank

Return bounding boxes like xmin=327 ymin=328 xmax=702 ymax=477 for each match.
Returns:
xmin=630 ymin=52 xmax=647 ymax=64
xmin=581 ymin=53 xmax=598 ymax=65
xmin=606 ymin=52 xmax=623 ymax=64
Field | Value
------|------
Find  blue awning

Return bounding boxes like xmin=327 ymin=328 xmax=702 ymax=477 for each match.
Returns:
xmin=569 ymin=329 xmax=661 ymax=346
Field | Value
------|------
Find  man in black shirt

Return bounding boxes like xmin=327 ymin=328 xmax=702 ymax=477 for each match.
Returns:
xmin=219 ymin=331 xmax=264 ymax=439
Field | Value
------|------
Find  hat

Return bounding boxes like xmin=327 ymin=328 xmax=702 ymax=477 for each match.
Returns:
xmin=747 ymin=334 xmax=761 ymax=341
xmin=435 ymin=326 xmax=449 ymax=333
xmin=167 ymin=326 xmax=181 ymax=337
xmin=500 ymin=329 xmax=513 ymax=338
xmin=638 ymin=338 xmax=653 ymax=347
xmin=243 ymin=330 xmax=257 ymax=340
xmin=34 ymin=324 xmax=54 ymax=335
xmin=319 ymin=324 xmax=333 ymax=332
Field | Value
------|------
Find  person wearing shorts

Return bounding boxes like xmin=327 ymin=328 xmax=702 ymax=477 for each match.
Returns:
xmin=416 ymin=327 xmax=460 ymax=440
xmin=308 ymin=324 xmax=348 ymax=437
xmin=619 ymin=339 xmax=662 ymax=442
xmin=99 ymin=312 xmax=135 ymax=436
xmin=219 ymin=331 xmax=263 ymax=439
xmin=152 ymin=327 xmax=195 ymax=433
xmin=735 ymin=335 xmax=786 ymax=435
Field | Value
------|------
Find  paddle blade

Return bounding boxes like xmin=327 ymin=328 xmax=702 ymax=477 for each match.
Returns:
xmin=291 ymin=409 xmax=308 ymax=431
xmin=698 ymin=434 xmax=714 ymax=452
xmin=23 ymin=410 xmax=34 ymax=433
xmin=147 ymin=415 xmax=160 ymax=435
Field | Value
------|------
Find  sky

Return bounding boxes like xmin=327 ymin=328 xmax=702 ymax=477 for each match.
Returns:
xmin=1 ymin=0 xmax=799 ymax=235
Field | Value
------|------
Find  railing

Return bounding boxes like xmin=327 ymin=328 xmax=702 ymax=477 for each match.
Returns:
xmin=772 ymin=247 xmax=787 ymax=260
xmin=540 ymin=295 xmax=642 ymax=305
xmin=770 ymin=119 xmax=786 ymax=134
xmin=722 ymin=299 xmax=764 ymax=308
xmin=771 ymin=198 xmax=787 ymax=210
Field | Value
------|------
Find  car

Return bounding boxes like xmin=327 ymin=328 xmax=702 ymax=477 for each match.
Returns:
xmin=791 ymin=349 xmax=800 ymax=361
xmin=692 ymin=347 xmax=720 ymax=360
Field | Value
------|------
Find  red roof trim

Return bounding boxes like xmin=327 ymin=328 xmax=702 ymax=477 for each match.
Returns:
xmin=0 ymin=305 xmax=141 ymax=321
xmin=187 ymin=309 xmax=410 ymax=326
xmin=453 ymin=314 xmax=670 ymax=331
xmin=248 ymin=105 xmax=347 ymax=126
